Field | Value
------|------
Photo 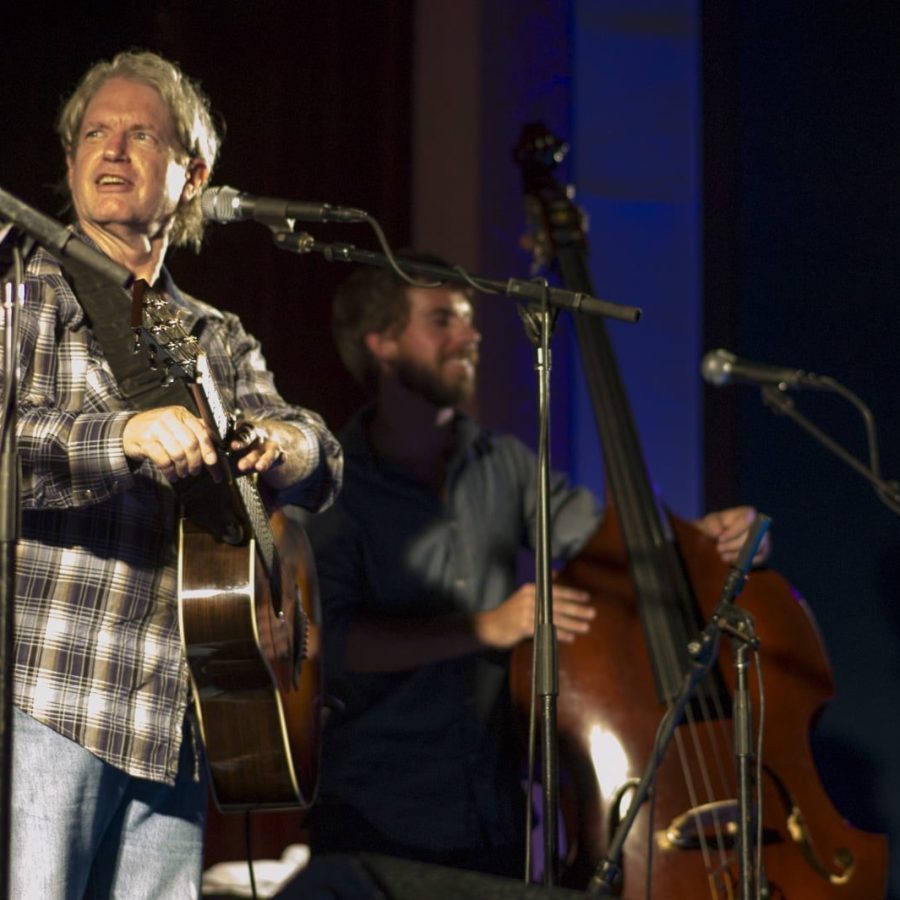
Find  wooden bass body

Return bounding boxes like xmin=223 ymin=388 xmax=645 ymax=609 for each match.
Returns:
xmin=512 ymin=505 xmax=888 ymax=898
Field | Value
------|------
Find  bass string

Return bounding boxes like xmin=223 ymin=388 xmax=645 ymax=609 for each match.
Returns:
xmin=640 ymin=557 xmax=739 ymax=897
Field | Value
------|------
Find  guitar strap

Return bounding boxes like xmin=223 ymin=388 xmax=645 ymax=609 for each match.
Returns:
xmin=63 ymin=258 xmax=245 ymax=544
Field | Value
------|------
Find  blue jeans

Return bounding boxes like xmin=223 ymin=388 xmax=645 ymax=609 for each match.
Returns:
xmin=10 ymin=707 xmax=207 ymax=899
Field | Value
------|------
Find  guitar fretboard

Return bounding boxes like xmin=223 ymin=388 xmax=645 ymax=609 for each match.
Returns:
xmin=194 ymin=353 xmax=277 ymax=581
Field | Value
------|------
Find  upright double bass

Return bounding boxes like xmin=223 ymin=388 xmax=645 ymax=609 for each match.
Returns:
xmin=509 ymin=124 xmax=888 ymax=899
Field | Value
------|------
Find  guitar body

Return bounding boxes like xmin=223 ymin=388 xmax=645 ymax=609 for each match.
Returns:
xmin=178 ymin=500 xmax=322 ymax=811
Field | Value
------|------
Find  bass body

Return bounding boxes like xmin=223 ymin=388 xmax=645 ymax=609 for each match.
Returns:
xmin=513 ymin=506 xmax=888 ymax=898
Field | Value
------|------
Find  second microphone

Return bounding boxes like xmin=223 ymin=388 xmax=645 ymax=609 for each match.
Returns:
xmin=202 ymin=184 xmax=368 ymax=226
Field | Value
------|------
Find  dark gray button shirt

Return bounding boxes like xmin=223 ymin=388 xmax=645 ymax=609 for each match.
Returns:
xmin=304 ymin=407 xmax=602 ymax=852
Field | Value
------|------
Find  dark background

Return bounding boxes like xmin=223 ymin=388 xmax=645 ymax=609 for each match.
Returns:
xmin=2 ymin=1 xmax=899 ymax=895
xmin=704 ymin=3 xmax=900 ymax=895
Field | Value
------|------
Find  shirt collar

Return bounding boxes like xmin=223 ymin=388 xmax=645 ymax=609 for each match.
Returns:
xmin=72 ymin=226 xmax=222 ymax=330
xmin=341 ymin=404 xmax=491 ymax=482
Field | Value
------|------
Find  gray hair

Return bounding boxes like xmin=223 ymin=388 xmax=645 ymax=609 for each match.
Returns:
xmin=56 ymin=49 xmax=220 ymax=251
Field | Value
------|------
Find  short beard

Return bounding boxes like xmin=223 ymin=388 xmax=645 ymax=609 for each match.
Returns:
xmin=396 ymin=357 xmax=475 ymax=408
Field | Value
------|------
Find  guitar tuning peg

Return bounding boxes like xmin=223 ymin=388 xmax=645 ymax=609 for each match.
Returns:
xmin=148 ymin=347 xmax=159 ymax=370
xmin=160 ymin=364 xmax=176 ymax=387
xmin=132 ymin=334 xmax=142 ymax=354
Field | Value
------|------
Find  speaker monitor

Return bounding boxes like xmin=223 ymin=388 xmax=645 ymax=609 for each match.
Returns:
xmin=278 ymin=852 xmax=588 ymax=900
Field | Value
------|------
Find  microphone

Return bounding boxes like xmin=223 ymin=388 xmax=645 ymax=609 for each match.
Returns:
xmin=0 ymin=184 xmax=131 ymax=288
xmin=201 ymin=185 xmax=367 ymax=225
xmin=701 ymin=348 xmax=823 ymax=390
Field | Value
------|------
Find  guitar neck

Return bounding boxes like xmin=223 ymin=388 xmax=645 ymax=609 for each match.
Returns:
xmin=191 ymin=355 xmax=278 ymax=581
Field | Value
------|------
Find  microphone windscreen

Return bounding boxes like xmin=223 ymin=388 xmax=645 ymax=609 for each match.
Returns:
xmin=201 ymin=185 xmax=241 ymax=223
xmin=700 ymin=349 xmax=734 ymax=386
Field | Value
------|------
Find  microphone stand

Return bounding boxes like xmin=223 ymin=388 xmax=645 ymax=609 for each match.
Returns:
xmin=517 ymin=288 xmax=562 ymax=886
xmin=270 ymin=231 xmax=641 ymax=325
xmin=588 ymin=516 xmax=771 ymax=899
xmin=271 ymin=230 xmax=641 ymax=886
xmin=759 ymin=385 xmax=900 ymax=517
xmin=0 ymin=230 xmax=28 ymax=900
xmin=0 ymin=191 xmax=130 ymax=900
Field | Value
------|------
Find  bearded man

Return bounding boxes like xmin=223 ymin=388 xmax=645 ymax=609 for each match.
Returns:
xmin=301 ymin=261 xmax=765 ymax=879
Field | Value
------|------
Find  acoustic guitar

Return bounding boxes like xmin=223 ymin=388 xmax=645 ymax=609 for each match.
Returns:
xmin=130 ymin=281 xmax=323 ymax=812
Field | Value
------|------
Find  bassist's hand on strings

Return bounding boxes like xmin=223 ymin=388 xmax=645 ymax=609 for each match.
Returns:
xmin=693 ymin=505 xmax=772 ymax=566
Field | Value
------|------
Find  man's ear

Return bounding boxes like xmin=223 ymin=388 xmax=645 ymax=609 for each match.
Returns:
xmin=181 ymin=158 xmax=209 ymax=203
xmin=364 ymin=330 xmax=398 ymax=369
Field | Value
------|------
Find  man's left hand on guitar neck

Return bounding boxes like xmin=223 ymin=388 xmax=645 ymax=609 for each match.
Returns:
xmin=228 ymin=418 xmax=320 ymax=490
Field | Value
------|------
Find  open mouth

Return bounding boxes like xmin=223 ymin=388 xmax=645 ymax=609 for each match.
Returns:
xmin=445 ymin=356 xmax=476 ymax=373
xmin=96 ymin=175 xmax=131 ymax=189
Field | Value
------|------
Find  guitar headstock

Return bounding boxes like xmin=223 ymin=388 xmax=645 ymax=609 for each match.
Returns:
xmin=130 ymin=279 xmax=200 ymax=386
xmin=513 ymin=122 xmax=587 ymax=273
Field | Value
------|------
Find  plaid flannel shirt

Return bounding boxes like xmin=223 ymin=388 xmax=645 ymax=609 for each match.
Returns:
xmin=8 ymin=245 xmax=342 ymax=783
